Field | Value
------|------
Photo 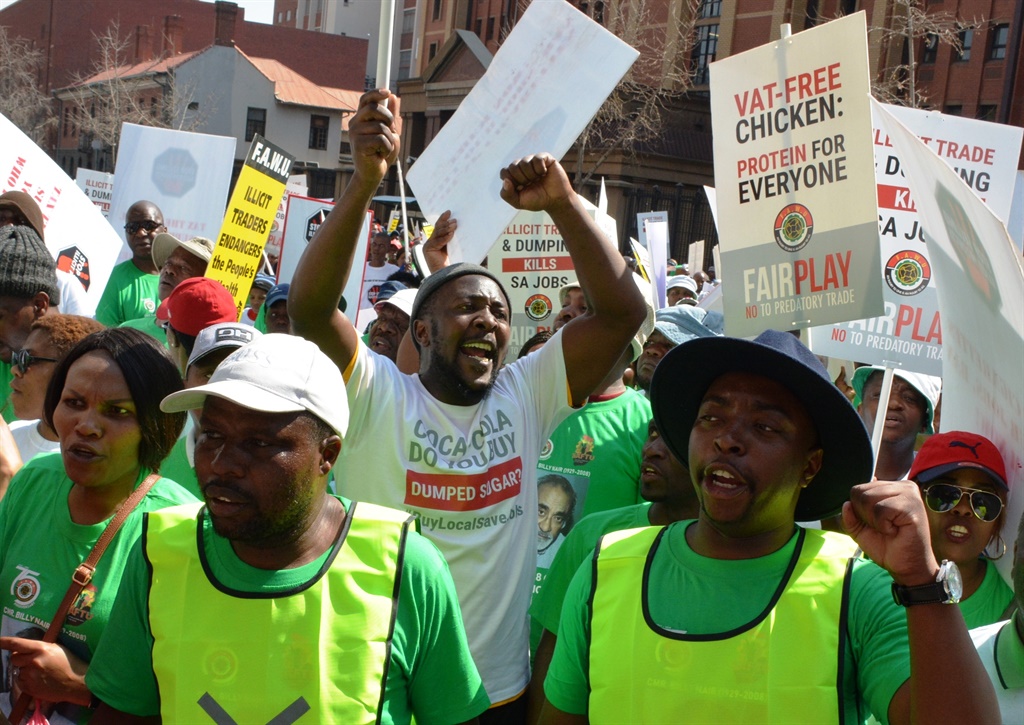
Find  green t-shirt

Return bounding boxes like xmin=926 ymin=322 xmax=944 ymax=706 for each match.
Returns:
xmin=159 ymin=431 xmax=200 ymax=499
xmin=86 ymin=497 xmax=490 ymax=724
xmin=0 ymin=361 xmax=14 ymax=423
xmin=94 ymin=260 xmax=160 ymax=327
xmin=960 ymin=560 xmax=1014 ymax=629
xmin=531 ymin=503 xmax=652 ymax=636
xmin=545 ymin=521 xmax=910 ymax=723
xmin=536 ymin=389 xmax=651 ymax=520
xmin=118 ymin=314 xmax=168 ymax=346
xmin=0 ymin=454 xmax=197 ymax=714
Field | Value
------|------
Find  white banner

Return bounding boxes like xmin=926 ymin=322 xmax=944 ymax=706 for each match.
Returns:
xmin=810 ymin=107 xmax=1022 ymax=375
xmin=876 ymin=100 xmax=1024 ymax=583
xmin=74 ymin=169 xmax=115 ymax=218
xmin=710 ymin=13 xmax=881 ymax=336
xmin=108 ymin=123 xmax=235 ymax=260
xmin=406 ymin=0 xmax=638 ymax=263
xmin=0 ymin=113 xmax=122 ymax=309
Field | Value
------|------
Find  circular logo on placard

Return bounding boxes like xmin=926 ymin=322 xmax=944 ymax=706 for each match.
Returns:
xmin=539 ymin=439 xmax=553 ymax=461
xmin=884 ymin=250 xmax=931 ymax=296
xmin=773 ymin=204 xmax=814 ymax=252
xmin=524 ymin=294 xmax=553 ymax=322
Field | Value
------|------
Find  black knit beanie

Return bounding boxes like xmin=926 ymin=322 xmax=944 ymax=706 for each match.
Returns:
xmin=410 ymin=263 xmax=510 ymax=323
xmin=0 ymin=225 xmax=61 ymax=305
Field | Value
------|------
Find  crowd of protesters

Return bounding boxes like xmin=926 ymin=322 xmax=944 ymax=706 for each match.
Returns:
xmin=0 ymin=88 xmax=1017 ymax=724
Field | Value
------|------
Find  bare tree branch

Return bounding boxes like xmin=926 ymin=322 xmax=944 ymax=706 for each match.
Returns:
xmin=62 ymin=21 xmax=212 ymax=165
xmin=0 ymin=26 xmax=56 ymax=144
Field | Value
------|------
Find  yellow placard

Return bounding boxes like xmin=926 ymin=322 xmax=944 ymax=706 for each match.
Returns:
xmin=207 ymin=135 xmax=295 ymax=319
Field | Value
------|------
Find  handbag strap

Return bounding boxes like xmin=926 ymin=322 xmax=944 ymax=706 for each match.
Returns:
xmin=9 ymin=473 xmax=160 ymax=723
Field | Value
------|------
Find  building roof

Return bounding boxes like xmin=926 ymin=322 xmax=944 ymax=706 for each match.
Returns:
xmin=59 ymin=44 xmax=363 ymax=120
xmin=61 ymin=49 xmax=203 ymax=89
xmin=244 ymin=52 xmax=358 ymax=113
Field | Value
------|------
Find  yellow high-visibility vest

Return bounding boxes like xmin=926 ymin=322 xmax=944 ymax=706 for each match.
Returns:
xmin=589 ymin=525 xmax=856 ymax=723
xmin=144 ymin=501 xmax=413 ymax=724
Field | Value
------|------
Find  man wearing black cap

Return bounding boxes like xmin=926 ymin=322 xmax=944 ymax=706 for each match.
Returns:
xmin=290 ymin=89 xmax=644 ymax=719
xmin=0 ymin=223 xmax=61 ymax=423
xmin=539 ymin=330 xmax=998 ymax=723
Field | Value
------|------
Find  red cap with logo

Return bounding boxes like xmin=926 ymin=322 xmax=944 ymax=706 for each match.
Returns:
xmin=166 ymin=277 xmax=238 ymax=337
xmin=908 ymin=431 xmax=1009 ymax=490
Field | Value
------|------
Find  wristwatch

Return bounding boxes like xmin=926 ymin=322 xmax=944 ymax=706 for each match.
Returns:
xmin=891 ymin=559 xmax=963 ymax=606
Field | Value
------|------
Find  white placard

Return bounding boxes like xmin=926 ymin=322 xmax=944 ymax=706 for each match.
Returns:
xmin=688 ymin=239 xmax=706 ymax=274
xmin=0 ymin=113 xmax=122 ymax=308
xmin=710 ymin=13 xmax=881 ymax=335
xmin=875 ymin=100 xmax=1024 ymax=584
xmin=74 ymin=169 xmax=115 ymax=218
xmin=637 ymin=212 xmax=669 ymax=309
xmin=406 ymin=0 xmax=638 ymax=263
xmin=810 ymin=107 xmax=1022 ymax=375
xmin=108 ymin=123 xmax=235 ymax=259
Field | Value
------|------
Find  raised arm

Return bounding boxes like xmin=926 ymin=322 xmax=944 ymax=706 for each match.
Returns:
xmin=289 ymin=89 xmax=401 ymax=370
xmin=842 ymin=482 xmax=1000 ymax=724
xmin=499 ymin=155 xmax=644 ymax=405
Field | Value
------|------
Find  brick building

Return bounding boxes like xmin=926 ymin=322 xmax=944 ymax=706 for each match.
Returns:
xmin=0 ymin=0 xmax=367 ymax=94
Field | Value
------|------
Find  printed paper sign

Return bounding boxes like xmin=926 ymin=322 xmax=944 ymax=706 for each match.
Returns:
xmin=0 ymin=112 xmax=121 ymax=310
xmin=406 ymin=0 xmax=638 ymax=263
xmin=107 ymin=124 xmax=235 ymax=258
xmin=487 ymin=210 xmax=575 ymax=353
xmin=207 ymin=135 xmax=294 ymax=319
xmin=710 ymin=12 xmax=881 ymax=335
xmin=810 ymin=107 xmax=1022 ymax=375
xmin=74 ymin=169 xmax=114 ymax=217
xmin=875 ymin=100 xmax=1023 ymax=583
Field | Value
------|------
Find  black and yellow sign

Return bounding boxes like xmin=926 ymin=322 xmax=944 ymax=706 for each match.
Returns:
xmin=207 ymin=135 xmax=295 ymax=319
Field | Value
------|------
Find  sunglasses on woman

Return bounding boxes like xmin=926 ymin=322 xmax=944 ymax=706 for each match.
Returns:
xmin=11 ymin=349 xmax=58 ymax=374
xmin=922 ymin=483 xmax=1004 ymax=522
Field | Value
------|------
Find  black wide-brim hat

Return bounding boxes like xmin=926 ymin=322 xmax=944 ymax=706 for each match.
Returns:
xmin=650 ymin=329 xmax=873 ymax=521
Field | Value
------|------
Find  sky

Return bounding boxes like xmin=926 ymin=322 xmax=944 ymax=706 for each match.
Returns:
xmin=0 ymin=0 xmax=276 ymax=24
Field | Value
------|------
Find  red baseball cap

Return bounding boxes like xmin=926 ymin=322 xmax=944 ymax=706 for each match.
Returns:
xmin=166 ymin=277 xmax=238 ymax=337
xmin=908 ymin=431 xmax=1009 ymax=490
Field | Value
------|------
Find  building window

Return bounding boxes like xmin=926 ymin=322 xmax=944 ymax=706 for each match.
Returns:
xmin=977 ymin=104 xmax=997 ymax=121
xmin=944 ymin=104 xmax=963 ymax=116
xmin=475 ymin=18 xmax=482 ymax=37
xmin=921 ymin=34 xmax=938 ymax=64
xmin=398 ymin=49 xmax=412 ymax=79
xmin=428 ymin=42 xmax=438 ymax=61
xmin=245 ymin=107 xmax=266 ymax=141
xmin=402 ymin=8 xmax=415 ymax=34
xmin=432 ymin=0 xmax=441 ymax=21
xmin=698 ymin=0 xmax=721 ymax=19
xmin=691 ymin=24 xmax=719 ymax=85
xmin=989 ymin=24 xmax=1008 ymax=60
xmin=286 ymin=10 xmax=292 ymax=21
xmin=956 ymin=29 xmax=972 ymax=61
xmin=486 ymin=17 xmax=495 ymax=41
xmin=309 ymin=115 xmax=329 ymax=150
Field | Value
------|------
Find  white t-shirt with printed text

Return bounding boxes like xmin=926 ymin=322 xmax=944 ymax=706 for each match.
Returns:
xmin=337 ymin=333 xmax=575 ymax=703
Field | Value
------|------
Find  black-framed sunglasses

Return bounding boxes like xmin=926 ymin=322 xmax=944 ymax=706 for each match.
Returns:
xmin=922 ymin=483 xmax=1004 ymax=523
xmin=11 ymin=349 xmax=58 ymax=374
xmin=124 ymin=220 xmax=162 ymax=235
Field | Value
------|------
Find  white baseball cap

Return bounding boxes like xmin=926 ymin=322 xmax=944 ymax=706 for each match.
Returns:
xmin=374 ymin=287 xmax=417 ymax=317
xmin=162 ymin=333 xmax=348 ymax=437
